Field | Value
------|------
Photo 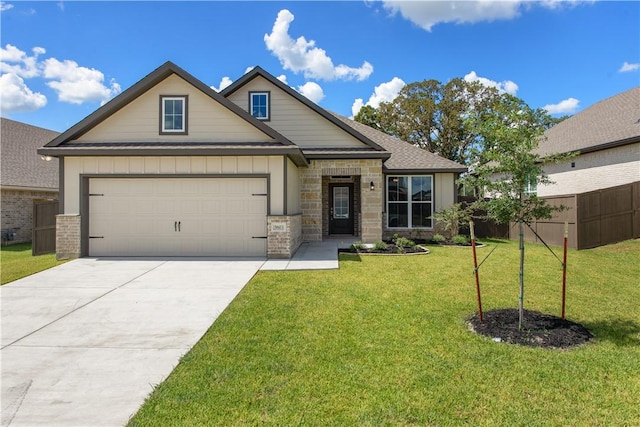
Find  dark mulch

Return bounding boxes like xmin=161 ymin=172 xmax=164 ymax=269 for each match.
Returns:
xmin=341 ymin=244 xmax=429 ymax=254
xmin=468 ymin=308 xmax=593 ymax=349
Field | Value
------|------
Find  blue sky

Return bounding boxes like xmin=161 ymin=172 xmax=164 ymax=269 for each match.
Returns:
xmin=1 ymin=1 xmax=638 ymax=132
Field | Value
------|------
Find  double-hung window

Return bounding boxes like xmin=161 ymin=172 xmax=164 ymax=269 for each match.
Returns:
xmin=387 ymin=175 xmax=433 ymax=228
xmin=250 ymin=92 xmax=270 ymax=120
xmin=160 ymin=96 xmax=187 ymax=134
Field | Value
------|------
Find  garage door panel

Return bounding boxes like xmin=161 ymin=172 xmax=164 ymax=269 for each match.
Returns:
xmin=89 ymin=178 xmax=267 ymax=257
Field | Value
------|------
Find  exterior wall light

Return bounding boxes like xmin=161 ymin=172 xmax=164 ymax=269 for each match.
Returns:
xmin=40 ymin=155 xmax=53 ymax=161
xmin=370 ymin=181 xmax=375 ymax=191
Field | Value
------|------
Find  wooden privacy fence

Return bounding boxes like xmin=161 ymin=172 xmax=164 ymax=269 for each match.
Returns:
xmin=33 ymin=199 xmax=58 ymax=255
xmin=511 ymin=182 xmax=640 ymax=250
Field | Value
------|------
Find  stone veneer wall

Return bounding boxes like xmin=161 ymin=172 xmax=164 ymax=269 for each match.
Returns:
xmin=267 ymin=214 xmax=302 ymax=258
xmin=1 ymin=189 xmax=58 ymax=244
xmin=56 ymin=214 xmax=81 ymax=260
xmin=300 ymin=159 xmax=382 ymax=243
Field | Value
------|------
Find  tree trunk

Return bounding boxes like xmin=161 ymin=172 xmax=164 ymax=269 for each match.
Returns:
xmin=518 ymin=220 xmax=525 ymax=330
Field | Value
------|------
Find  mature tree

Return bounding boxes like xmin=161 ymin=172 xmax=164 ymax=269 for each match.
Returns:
xmin=353 ymin=105 xmax=382 ymax=131
xmin=460 ymin=93 xmax=574 ymax=329
xmin=357 ymin=78 xmax=501 ymax=165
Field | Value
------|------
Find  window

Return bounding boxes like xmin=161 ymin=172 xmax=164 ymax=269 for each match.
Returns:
xmin=250 ymin=92 xmax=269 ymax=120
xmin=160 ymin=96 xmax=187 ymax=134
xmin=387 ymin=175 xmax=433 ymax=228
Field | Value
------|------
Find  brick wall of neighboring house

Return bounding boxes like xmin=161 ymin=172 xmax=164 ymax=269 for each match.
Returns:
xmin=299 ymin=159 xmax=383 ymax=243
xmin=539 ymin=143 xmax=640 ymax=197
xmin=267 ymin=214 xmax=302 ymax=258
xmin=1 ymin=189 xmax=58 ymax=244
xmin=56 ymin=214 xmax=81 ymax=260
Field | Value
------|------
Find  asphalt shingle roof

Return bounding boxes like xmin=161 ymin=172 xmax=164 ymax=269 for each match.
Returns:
xmin=1 ymin=118 xmax=59 ymax=190
xmin=329 ymin=112 xmax=467 ymax=172
xmin=535 ymin=86 xmax=640 ymax=157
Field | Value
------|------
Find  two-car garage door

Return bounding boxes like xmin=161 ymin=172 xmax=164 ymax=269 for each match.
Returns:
xmin=88 ymin=177 xmax=267 ymax=257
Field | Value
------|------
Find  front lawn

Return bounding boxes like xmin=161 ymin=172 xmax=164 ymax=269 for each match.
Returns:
xmin=129 ymin=239 xmax=640 ymax=426
xmin=0 ymin=243 xmax=67 ymax=285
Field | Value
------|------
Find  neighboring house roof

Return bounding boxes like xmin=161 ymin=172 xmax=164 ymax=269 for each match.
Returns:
xmin=536 ymin=86 xmax=640 ymax=157
xmin=330 ymin=112 xmax=468 ymax=173
xmin=1 ymin=118 xmax=59 ymax=191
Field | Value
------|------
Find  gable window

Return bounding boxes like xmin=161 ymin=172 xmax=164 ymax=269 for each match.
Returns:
xmin=250 ymin=92 xmax=270 ymax=120
xmin=387 ymin=175 xmax=433 ymax=228
xmin=160 ymin=96 xmax=188 ymax=134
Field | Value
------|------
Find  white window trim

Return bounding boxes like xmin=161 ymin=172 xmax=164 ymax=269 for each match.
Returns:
xmin=386 ymin=175 xmax=434 ymax=229
xmin=161 ymin=96 xmax=187 ymax=134
xmin=250 ymin=92 xmax=270 ymax=120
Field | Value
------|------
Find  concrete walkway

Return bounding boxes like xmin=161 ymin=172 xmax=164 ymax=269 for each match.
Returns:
xmin=1 ymin=257 xmax=264 ymax=427
xmin=261 ymin=240 xmax=342 ymax=270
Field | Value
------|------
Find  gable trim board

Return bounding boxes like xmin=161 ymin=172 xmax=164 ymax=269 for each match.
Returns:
xmin=40 ymin=61 xmax=466 ymax=259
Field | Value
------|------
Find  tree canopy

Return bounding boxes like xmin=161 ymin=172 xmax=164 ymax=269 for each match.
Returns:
xmin=355 ymin=78 xmax=566 ymax=166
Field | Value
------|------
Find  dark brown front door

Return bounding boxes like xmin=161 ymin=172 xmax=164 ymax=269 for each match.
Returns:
xmin=329 ymin=183 xmax=354 ymax=235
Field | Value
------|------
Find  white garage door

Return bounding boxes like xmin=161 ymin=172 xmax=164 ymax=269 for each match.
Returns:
xmin=88 ymin=178 xmax=267 ymax=257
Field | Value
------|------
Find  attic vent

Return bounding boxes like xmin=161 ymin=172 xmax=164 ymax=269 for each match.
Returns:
xmin=322 ymin=167 xmax=361 ymax=176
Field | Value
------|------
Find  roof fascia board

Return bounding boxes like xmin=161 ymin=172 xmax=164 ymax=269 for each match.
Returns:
xmin=303 ymin=152 xmax=391 ymax=160
xmin=37 ymin=146 xmax=308 ymax=166
xmin=221 ymin=67 xmax=388 ymax=153
xmin=45 ymin=62 xmax=295 ymax=147
xmin=383 ymin=167 xmax=468 ymax=174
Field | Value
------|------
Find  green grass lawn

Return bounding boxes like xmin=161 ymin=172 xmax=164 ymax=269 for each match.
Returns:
xmin=129 ymin=239 xmax=640 ymax=426
xmin=1 ymin=242 xmax=67 ymax=285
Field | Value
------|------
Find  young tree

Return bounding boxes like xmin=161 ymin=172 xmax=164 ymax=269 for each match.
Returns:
xmin=460 ymin=93 xmax=573 ymax=329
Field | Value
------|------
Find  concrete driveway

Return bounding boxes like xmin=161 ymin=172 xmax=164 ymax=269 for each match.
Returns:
xmin=1 ymin=257 xmax=264 ymax=427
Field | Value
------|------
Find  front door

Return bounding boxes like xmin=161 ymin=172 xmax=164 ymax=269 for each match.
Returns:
xmin=329 ymin=183 xmax=354 ymax=235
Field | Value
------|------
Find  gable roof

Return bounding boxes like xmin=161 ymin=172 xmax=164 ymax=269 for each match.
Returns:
xmin=329 ymin=113 xmax=467 ymax=173
xmin=40 ymin=62 xmax=307 ymax=166
xmin=1 ymin=118 xmax=59 ymax=190
xmin=221 ymin=66 xmax=387 ymax=153
xmin=536 ymin=86 xmax=640 ymax=157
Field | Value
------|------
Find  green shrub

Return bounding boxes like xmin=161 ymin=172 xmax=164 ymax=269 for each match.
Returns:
xmin=393 ymin=234 xmax=416 ymax=248
xmin=373 ymin=240 xmax=388 ymax=251
xmin=431 ymin=234 xmax=446 ymax=243
xmin=351 ymin=241 xmax=365 ymax=251
xmin=452 ymin=234 xmax=470 ymax=245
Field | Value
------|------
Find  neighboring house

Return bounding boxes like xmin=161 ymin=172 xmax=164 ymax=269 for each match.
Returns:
xmin=536 ymin=86 xmax=640 ymax=197
xmin=1 ymin=118 xmax=59 ymax=244
xmin=519 ymin=87 xmax=640 ymax=249
xmin=39 ymin=62 xmax=466 ymax=259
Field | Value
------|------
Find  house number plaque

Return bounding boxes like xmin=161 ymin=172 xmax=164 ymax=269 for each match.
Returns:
xmin=270 ymin=222 xmax=288 ymax=232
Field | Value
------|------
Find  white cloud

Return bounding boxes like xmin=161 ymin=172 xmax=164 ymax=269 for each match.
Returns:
xmin=543 ymin=97 xmax=579 ymax=114
xmin=381 ymin=0 xmax=592 ymax=32
xmin=0 ymin=44 xmax=44 ymax=78
xmin=211 ymin=76 xmax=233 ymax=92
xmin=0 ymin=2 xmax=13 ymax=11
xmin=264 ymin=9 xmax=373 ymax=81
xmin=297 ymin=81 xmax=325 ymax=103
xmin=277 ymin=74 xmax=288 ymax=84
xmin=464 ymin=71 xmax=518 ymax=95
xmin=619 ymin=61 xmax=639 ymax=73
xmin=0 ymin=73 xmax=47 ymax=112
xmin=244 ymin=66 xmax=255 ymax=75
xmin=42 ymin=58 xmax=121 ymax=104
xmin=351 ymin=76 xmax=406 ymax=117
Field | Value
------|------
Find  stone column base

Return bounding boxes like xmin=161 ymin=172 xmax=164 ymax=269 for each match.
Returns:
xmin=56 ymin=214 xmax=81 ymax=260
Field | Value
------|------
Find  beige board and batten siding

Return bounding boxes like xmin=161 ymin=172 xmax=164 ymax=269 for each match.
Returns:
xmin=73 ymin=74 xmax=273 ymax=143
xmin=287 ymin=157 xmax=301 ymax=214
xmin=434 ymin=173 xmax=455 ymax=213
xmin=62 ymin=156 xmax=286 ymax=214
xmin=226 ymin=76 xmax=368 ymax=149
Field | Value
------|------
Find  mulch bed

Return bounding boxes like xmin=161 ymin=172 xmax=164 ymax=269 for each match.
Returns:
xmin=468 ymin=308 xmax=593 ymax=349
xmin=340 ymin=244 xmax=430 ymax=255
